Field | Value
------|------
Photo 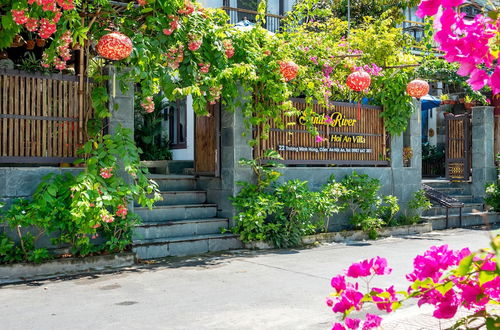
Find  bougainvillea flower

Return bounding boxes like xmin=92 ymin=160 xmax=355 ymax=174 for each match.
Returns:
xmin=315 ymin=135 xmax=324 ymax=143
xmin=362 ymin=314 xmax=382 ymax=330
xmin=372 ymin=256 xmax=392 ymax=275
xmin=416 ymin=0 xmax=442 ymax=18
xmin=331 ymin=288 xmax=364 ymax=313
xmin=330 ymin=275 xmax=347 ymax=292
xmin=441 ymin=0 xmax=464 ymax=7
xmin=372 ymin=286 xmax=397 ymax=312
xmin=491 ymin=66 xmax=500 ymax=95
xmin=467 ymin=68 xmax=489 ymax=91
xmin=332 ymin=323 xmax=346 ymax=330
xmin=345 ymin=318 xmax=361 ymax=330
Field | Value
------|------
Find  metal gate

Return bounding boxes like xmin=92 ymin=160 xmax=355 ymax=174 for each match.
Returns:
xmin=445 ymin=113 xmax=471 ymax=181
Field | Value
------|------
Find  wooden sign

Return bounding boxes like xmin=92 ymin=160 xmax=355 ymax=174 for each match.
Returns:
xmin=254 ymin=99 xmax=389 ymax=166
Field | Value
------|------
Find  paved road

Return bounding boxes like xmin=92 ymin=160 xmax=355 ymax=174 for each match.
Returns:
xmin=0 ymin=227 xmax=496 ymax=330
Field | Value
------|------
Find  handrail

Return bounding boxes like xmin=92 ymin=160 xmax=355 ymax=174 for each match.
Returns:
xmin=221 ymin=6 xmax=285 ymax=19
xmin=422 ymin=184 xmax=464 ymax=228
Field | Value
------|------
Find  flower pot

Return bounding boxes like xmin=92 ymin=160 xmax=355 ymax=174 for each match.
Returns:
xmin=36 ymin=38 xmax=46 ymax=47
xmin=464 ymin=102 xmax=474 ymax=111
xmin=25 ymin=40 xmax=35 ymax=50
xmin=10 ymin=34 xmax=24 ymax=47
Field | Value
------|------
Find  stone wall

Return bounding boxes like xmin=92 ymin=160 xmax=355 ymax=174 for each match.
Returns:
xmin=199 ymin=100 xmax=423 ymax=231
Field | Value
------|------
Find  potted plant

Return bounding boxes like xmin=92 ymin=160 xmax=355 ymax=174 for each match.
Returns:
xmin=403 ymin=146 xmax=413 ymax=167
xmin=464 ymin=95 xmax=474 ymax=110
xmin=440 ymin=94 xmax=450 ymax=104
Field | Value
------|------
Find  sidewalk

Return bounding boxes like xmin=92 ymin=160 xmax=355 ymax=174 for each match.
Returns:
xmin=0 ymin=227 xmax=496 ymax=330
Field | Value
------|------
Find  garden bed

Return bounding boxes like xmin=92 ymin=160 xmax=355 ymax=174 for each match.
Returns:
xmin=0 ymin=252 xmax=135 ymax=285
xmin=243 ymin=222 xmax=433 ymax=249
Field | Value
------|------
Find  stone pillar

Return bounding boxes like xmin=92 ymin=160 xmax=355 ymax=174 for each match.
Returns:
xmin=390 ymin=100 xmax=421 ymax=207
xmin=105 ymin=66 xmax=135 ymax=210
xmin=106 ymin=66 xmax=134 ymax=134
xmin=471 ymin=106 xmax=496 ymax=200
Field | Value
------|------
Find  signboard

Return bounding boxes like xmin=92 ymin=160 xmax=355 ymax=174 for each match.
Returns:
xmin=254 ymin=99 xmax=389 ymax=166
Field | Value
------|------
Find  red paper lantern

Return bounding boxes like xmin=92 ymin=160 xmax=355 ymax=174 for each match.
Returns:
xmin=406 ymin=79 xmax=429 ymax=99
xmin=96 ymin=32 xmax=133 ymax=61
xmin=346 ymin=70 xmax=371 ymax=120
xmin=346 ymin=70 xmax=371 ymax=92
xmin=279 ymin=61 xmax=299 ymax=82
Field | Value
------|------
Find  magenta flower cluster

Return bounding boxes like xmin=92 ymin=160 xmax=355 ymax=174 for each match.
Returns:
xmin=353 ymin=64 xmax=383 ymax=77
xmin=327 ymin=257 xmax=393 ymax=330
xmin=406 ymin=244 xmax=499 ymax=320
xmin=327 ymin=245 xmax=499 ymax=330
xmin=416 ymin=0 xmax=499 ymax=94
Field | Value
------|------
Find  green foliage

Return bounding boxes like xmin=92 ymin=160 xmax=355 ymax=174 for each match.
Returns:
xmin=134 ymin=95 xmax=172 ymax=161
xmin=373 ymin=71 xmax=415 ymax=135
xmin=485 ymin=155 xmax=500 ymax=212
xmin=337 ymin=172 xmax=394 ymax=238
xmin=0 ymin=127 xmax=161 ymax=264
xmin=231 ymin=151 xmax=337 ymax=248
xmin=396 ymin=189 xmax=432 ymax=225
xmin=289 ymin=0 xmax=419 ymax=27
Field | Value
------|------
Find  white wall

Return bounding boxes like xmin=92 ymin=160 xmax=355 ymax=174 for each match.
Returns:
xmin=200 ymin=0 xmax=224 ymax=8
xmin=171 ymin=95 xmax=195 ymax=160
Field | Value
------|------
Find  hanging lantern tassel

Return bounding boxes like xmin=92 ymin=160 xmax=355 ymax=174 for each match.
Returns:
xmin=346 ymin=70 xmax=371 ymax=121
xmin=112 ymin=71 xmax=116 ymax=98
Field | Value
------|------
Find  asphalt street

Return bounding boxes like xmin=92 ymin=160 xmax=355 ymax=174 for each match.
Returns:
xmin=0 ymin=227 xmax=496 ymax=330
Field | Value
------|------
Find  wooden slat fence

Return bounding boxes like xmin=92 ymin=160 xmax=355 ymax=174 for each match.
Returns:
xmin=445 ymin=113 xmax=471 ymax=181
xmin=254 ymin=99 xmax=389 ymax=166
xmin=0 ymin=69 xmax=93 ymax=163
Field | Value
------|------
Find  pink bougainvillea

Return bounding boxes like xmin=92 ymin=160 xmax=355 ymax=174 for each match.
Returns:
xmin=327 ymin=245 xmax=499 ymax=329
xmin=416 ymin=0 xmax=499 ymax=94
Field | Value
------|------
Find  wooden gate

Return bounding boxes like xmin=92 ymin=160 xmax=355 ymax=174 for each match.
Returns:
xmin=445 ymin=113 xmax=471 ymax=181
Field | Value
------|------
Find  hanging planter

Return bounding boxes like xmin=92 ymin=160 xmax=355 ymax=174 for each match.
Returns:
xmin=406 ymin=79 xmax=429 ymax=99
xmin=25 ymin=40 xmax=35 ymax=50
xmin=10 ymin=34 xmax=25 ymax=47
xmin=346 ymin=70 xmax=371 ymax=120
xmin=36 ymin=38 xmax=46 ymax=47
xmin=96 ymin=32 xmax=133 ymax=61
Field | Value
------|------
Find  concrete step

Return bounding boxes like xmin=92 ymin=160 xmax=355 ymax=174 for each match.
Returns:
xmin=422 ymin=180 xmax=471 ymax=189
xmin=422 ymin=203 xmax=484 ymax=217
xmin=133 ymin=218 xmax=229 ymax=240
xmin=430 ymin=187 xmax=471 ymax=196
xmin=443 ymin=195 xmax=478 ymax=203
xmin=183 ymin=168 xmax=195 ymax=175
xmin=147 ymin=175 xmax=196 ymax=191
xmin=135 ymin=204 xmax=218 ymax=222
xmin=137 ymin=191 xmax=207 ymax=207
xmin=133 ymin=234 xmax=243 ymax=259
xmin=422 ymin=211 xmax=499 ymax=230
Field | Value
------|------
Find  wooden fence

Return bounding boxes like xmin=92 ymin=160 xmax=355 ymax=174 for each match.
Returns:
xmin=0 ymin=69 xmax=93 ymax=163
xmin=254 ymin=99 xmax=389 ymax=166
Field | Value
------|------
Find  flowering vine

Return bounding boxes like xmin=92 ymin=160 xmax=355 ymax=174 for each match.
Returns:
xmin=416 ymin=0 xmax=499 ymax=94
xmin=327 ymin=241 xmax=500 ymax=330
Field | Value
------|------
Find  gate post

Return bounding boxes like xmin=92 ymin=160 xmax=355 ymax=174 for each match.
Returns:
xmin=471 ymin=106 xmax=496 ymax=201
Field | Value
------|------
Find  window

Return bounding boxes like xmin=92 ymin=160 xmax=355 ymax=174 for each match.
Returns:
xmin=167 ymin=98 xmax=187 ymax=149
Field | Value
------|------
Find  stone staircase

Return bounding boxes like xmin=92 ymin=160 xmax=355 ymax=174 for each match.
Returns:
xmin=421 ymin=180 xmax=499 ymax=230
xmin=132 ymin=175 xmax=242 ymax=259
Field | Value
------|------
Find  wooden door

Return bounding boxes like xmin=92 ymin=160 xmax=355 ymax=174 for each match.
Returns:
xmin=194 ymin=102 xmax=220 ymax=176
xmin=445 ymin=113 xmax=471 ymax=181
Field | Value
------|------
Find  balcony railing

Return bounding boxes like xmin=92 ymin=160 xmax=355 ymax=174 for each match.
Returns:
xmin=221 ymin=6 xmax=284 ymax=33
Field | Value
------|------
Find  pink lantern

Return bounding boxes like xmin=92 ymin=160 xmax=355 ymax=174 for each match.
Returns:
xmin=346 ymin=70 xmax=371 ymax=120
xmin=406 ymin=79 xmax=429 ymax=99
xmin=96 ymin=32 xmax=133 ymax=61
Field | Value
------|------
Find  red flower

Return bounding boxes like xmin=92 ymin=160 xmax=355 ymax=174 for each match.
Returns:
xmin=178 ymin=0 xmax=195 ymax=15
xmin=188 ymin=40 xmax=202 ymax=51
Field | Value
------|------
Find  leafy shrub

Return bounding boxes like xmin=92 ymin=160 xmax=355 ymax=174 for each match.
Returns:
xmin=0 ymin=127 xmax=161 ymax=264
xmin=337 ymin=172 xmax=399 ymax=239
xmin=395 ymin=190 xmax=432 ymax=226
xmin=231 ymin=150 xmax=336 ymax=248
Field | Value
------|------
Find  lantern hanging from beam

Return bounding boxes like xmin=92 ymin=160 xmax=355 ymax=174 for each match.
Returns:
xmin=279 ymin=60 xmax=299 ymax=82
xmin=96 ymin=32 xmax=133 ymax=61
xmin=406 ymin=79 xmax=429 ymax=99
xmin=346 ymin=70 xmax=371 ymax=120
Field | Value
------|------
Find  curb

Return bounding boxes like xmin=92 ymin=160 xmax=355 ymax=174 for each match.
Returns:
xmin=0 ymin=252 xmax=135 ymax=285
